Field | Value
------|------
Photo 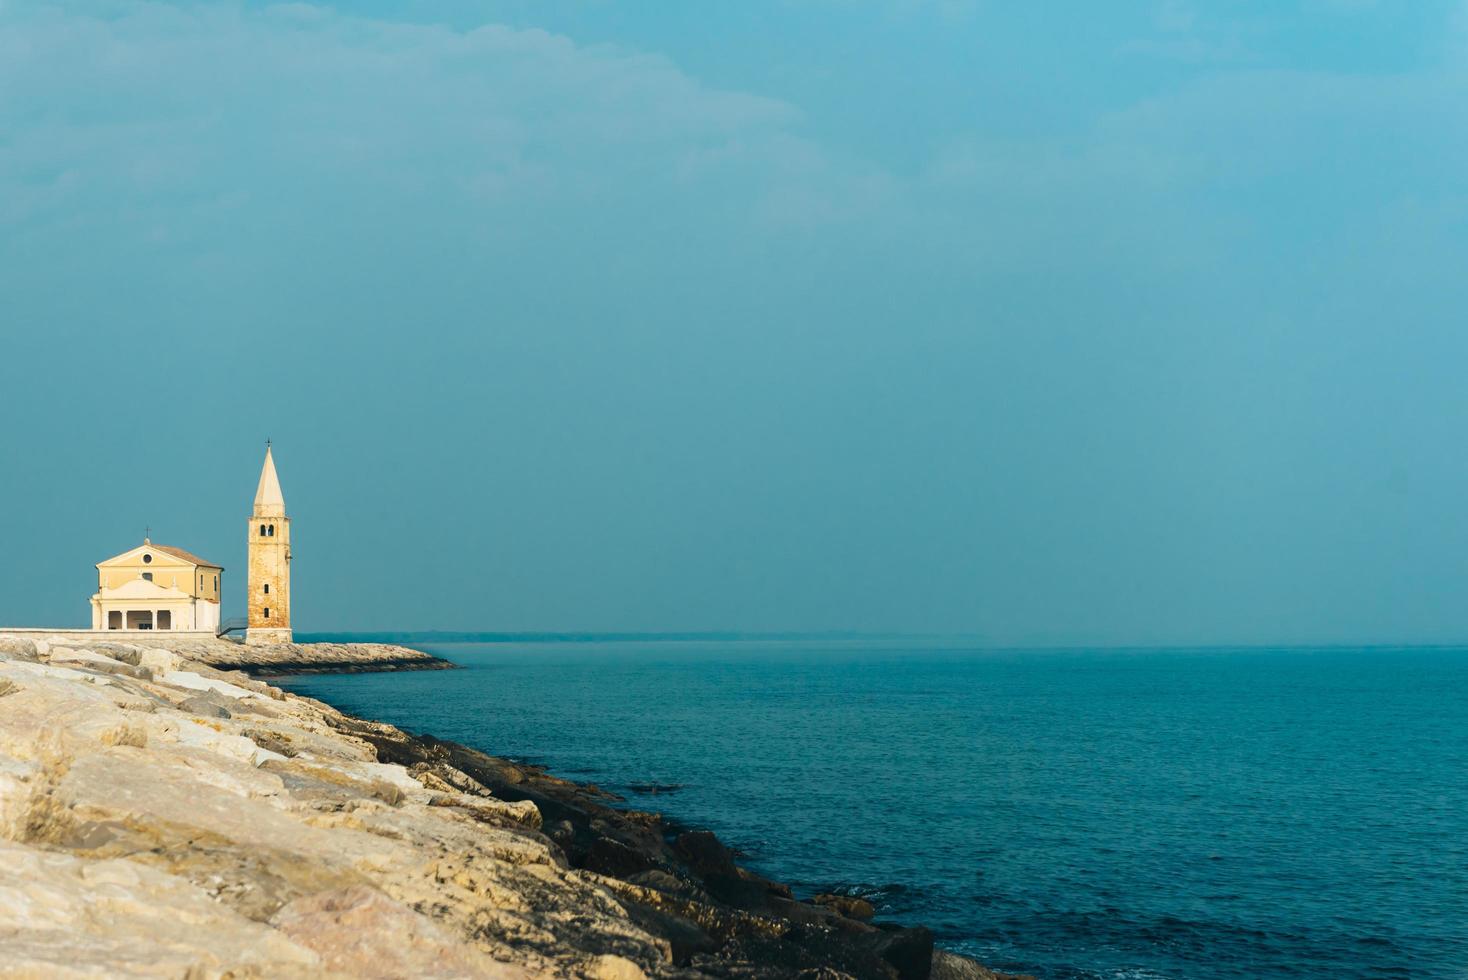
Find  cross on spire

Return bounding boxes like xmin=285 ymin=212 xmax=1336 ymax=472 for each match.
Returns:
xmin=144 ymin=525 xmax=151 ymax=543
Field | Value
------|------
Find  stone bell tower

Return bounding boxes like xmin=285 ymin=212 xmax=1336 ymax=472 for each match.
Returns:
xmin=245 ymin=443 xmax=292 ymax=645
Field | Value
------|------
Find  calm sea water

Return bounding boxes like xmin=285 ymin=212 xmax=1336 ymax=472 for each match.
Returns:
xmin=279 ymin=642 xmax=1468 ymax=980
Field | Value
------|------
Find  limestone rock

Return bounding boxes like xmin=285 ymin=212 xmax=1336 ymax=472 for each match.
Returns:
xmin=587 ymin=953 xmax=648 ymax=980
xmin=271 ymin=885 xmax=526 ymax=979
xmin=0 ymin=841 xmax=323 ymax=977
xmin=0 ymin=636 xmax=39 ymax=661
xmin=178 ymin=694 xmax=231 ymax=718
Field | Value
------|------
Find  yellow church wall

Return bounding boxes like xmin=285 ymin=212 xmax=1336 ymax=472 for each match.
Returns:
xmin=98 ymin=548 xmax=222 ymax=600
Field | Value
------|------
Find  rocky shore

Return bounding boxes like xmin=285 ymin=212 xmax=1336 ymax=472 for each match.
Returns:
xmin=0 ymin=633 xmax=1024 ymax=980
xmin=127 ymin=635 xmax=458 ymax=675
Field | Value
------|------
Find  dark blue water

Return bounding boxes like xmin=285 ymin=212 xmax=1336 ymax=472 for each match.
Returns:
xmin=279 ymin=642 xmax=1468 ymax=979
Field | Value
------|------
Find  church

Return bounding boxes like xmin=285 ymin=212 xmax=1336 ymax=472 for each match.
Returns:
xmin=90 ymin=446 xmax=293 ymax=643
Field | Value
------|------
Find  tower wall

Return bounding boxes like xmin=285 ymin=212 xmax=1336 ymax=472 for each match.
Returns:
xmin=246 ymin=516 xmax=291 ymax=644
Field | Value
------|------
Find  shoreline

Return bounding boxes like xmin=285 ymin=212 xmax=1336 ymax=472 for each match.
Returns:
xmin=0 ymin=632 xmax=1025 ymax=979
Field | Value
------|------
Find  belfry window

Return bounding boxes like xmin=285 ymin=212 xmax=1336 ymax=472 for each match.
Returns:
xmin=268 ymin=525 xmax=275 ymax=537
xmin=260 ymin=525 xmax=267 ymax=537
xmin=264 ymin=583 xmax=270 ymax=595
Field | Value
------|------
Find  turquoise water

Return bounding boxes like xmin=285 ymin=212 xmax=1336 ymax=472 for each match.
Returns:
xmin=279 ymin=642 xmax=1468 ymax=979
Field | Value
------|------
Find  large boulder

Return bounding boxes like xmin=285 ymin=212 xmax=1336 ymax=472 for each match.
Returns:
xmin=0 ymin=637 xmax=39 ymax=661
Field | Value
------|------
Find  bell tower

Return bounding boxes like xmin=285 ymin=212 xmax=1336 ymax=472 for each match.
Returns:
xmin=245 ymin=442 xmax=292 ymax=645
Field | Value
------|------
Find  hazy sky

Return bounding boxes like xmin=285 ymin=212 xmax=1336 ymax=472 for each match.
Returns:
xmin=3 ymin=1 xmax=1467 ymax=643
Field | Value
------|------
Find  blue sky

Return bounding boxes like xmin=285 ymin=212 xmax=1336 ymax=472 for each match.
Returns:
xmin=3 ymin=1 xmax=1467 ymax=643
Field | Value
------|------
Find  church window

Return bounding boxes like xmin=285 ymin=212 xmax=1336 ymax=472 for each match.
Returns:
xmin=214 ymin=576 xmax=219 ymax=590
xmin=263 ymin=608 xmax=270 ymax=619
xmin=264 ymin=583 xmax=270 ymax=594
xmin=142 ymin=572 xmax=153 ymax=582
xmin=260 ymin=525 xmax=267 ymax=536
xmin=142 ymin=553 xmax=152 ymax=564
xmin=268 ymin=525 xmax=275 ymax=537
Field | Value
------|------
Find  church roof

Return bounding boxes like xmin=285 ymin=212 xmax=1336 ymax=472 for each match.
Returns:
xmin=97 ymin=542 xmax=222 ymax=570
xmin=151 ymin=544 xmax=221 ymax=569
xmin=254 ymin=445 xmax=286 ymax=517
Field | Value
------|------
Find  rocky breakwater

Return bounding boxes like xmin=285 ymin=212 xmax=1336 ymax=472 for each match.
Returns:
xmin=118 ymin=635 xmax=458 ymax=675
xmin=0 ymin=633 xmax=1025 ymax=980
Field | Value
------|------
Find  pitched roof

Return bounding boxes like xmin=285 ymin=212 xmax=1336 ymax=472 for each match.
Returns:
xmin=151 ymin=543 xmax=222 ymax=569
xmin=254 ymin=445 xmax=286 ymax=516
xmin=97 ymin=542 xmax=223 ymax=570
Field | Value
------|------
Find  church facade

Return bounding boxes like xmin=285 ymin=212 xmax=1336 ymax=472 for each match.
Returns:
xmin=91 ymin=541 xmax=223 ymax=632
xmin=89 ymin=445 xmax=293 ymax=641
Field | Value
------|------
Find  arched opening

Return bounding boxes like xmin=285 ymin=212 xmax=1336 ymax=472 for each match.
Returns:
xmin=268 ymin=525 xmax=275 ymax=537
xmin=156 ymin=610 xmax=172 ymax=630
xmin=260 ymin=524 xmax=268 ymax=537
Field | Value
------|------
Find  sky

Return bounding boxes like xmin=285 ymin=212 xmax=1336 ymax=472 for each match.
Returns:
xmin=3 ymin=1 xmax=1467 ymax=644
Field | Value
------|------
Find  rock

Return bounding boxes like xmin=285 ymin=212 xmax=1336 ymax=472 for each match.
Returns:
xmin=704 ymin=872 xmax=776 ymax=911
xmin=872 ymin=925 xmax=935 ymax=980
xmin=674 ymin=830 xmax=739 ymax=878
xmin=242 ymin=726 xmax=297 ymax=756
xmin=139 ymin=648 xmax=184 ymax=674
xmin=88 ymin=643 xmax=144 ymax=666
xmin=587 ymin=953 xmax=648 ymax=980
xmin=159 ymin=669 xmax=265 ymax=701
xmin=585 ymin=835 xmax=660 ymax=878
xmin=45 ymin=647 xmax=153 ymax=680
xmin=931 ymin=949 xmax=1036 ymax=980
xmin=0 ymin=841 xmax=322 ymax=976
xmin=617 ymin=898 xmax=718 ymax=964
xmin=547 ymin=818 xmax=576 ymax=847
xmin=179 ymin=694 xmax=231 ymax=719
xmin=271 ymin=885 xmax=525 ymax=979
xmin=812 ymin=892 xmax=877 ymax=920
xmin=0 ymin=636 xmax=39 ymax=661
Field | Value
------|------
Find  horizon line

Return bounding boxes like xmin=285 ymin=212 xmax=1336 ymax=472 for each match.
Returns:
xmin=294 ymin=630 xmax=1468 ymax=651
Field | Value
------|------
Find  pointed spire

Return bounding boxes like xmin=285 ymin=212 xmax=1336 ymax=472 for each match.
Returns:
xmin=253 ymin=443 xmax=286 ymax=517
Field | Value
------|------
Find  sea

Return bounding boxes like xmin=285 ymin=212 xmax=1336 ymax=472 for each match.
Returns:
xmin=278 ymin=640 xmax=1468 ymax=980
